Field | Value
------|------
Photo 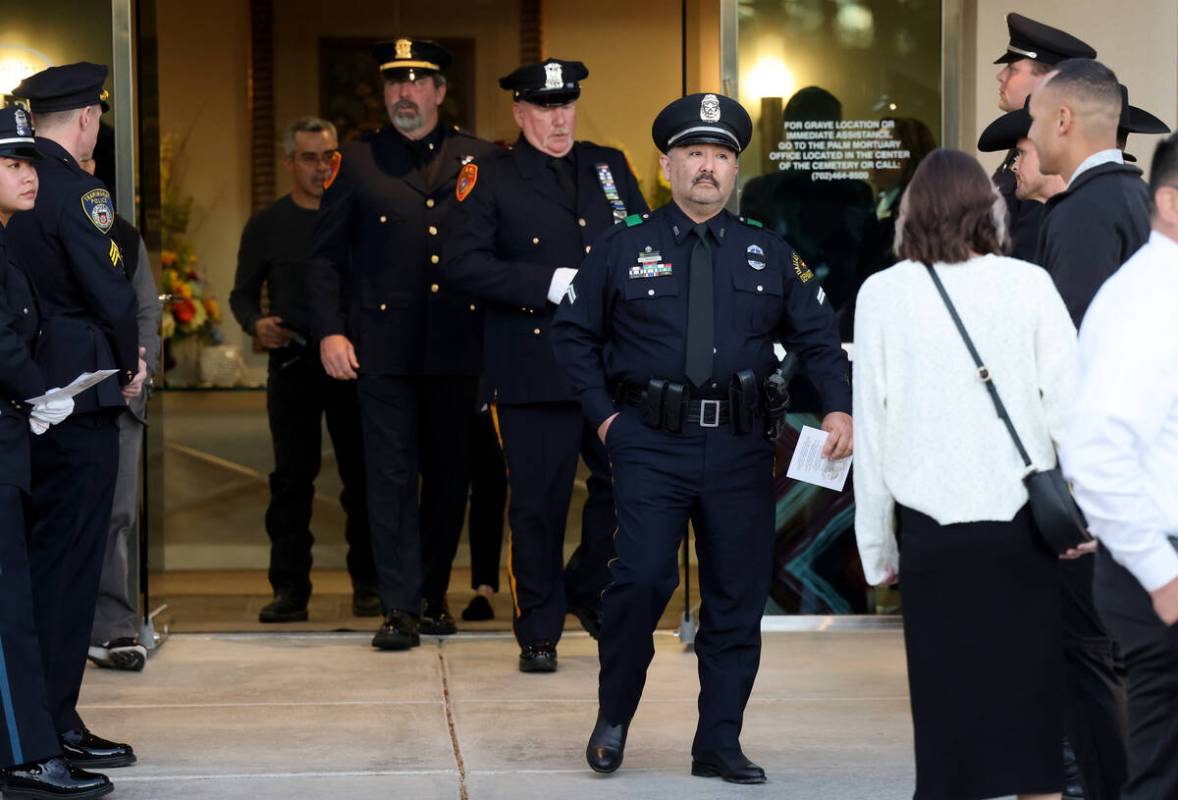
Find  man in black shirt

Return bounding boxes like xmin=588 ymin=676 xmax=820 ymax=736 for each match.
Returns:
xmin=230 ymin=117 xmax=375 ymax=622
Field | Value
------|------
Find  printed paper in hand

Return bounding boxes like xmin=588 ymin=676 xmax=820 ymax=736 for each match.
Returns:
xmin=785 ymin=425 xmax=852 ymax=492
xmin=26 ymin=370 xmax=119 ymax=405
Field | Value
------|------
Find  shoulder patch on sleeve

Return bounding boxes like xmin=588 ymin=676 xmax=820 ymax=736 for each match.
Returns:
xmin=324 ymin=150 xmax=343 ymax=190
xmin=791 ymin=251 xmax=814 ymax=284
xmin=456 ymin=162 xmax=478 ymax=202
xmin=80 ymin=188 xmax=115 ymax=234
xmin=624 ymin=213 xmax=644 ymax=228
xmin=743 ymin=216 xmax=764 ymax=228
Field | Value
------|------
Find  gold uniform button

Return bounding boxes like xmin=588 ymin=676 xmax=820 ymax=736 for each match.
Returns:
xmin=532 ymin=236 xmax=540 ymax=244
xmin=428 ymin=225 xmax=438 ymax=236
xmin=379 ymin=215 xmax=387 ymax=223
xmin=469 ymin=303 xmax=477 ymax=311
xmin=379 ymin=303 xmax=387 ymax=311
xmin=430 ymin=255 xmax=440 ymax=264
xmin=578 ymin=218 xmax=587 ymax=227
xmin=430 ymin=283 xmax=440 ymax=293
xmin=426 ymin=198 xmax=435 ymax=208
xmin=533 ymin=327 xmax=541 ymax=335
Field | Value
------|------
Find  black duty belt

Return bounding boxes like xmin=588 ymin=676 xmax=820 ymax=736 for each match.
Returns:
xmin=619 ymin=384 xmax=731 ymax=428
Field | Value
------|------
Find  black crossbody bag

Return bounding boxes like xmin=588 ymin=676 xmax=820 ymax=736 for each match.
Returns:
xmin=924 ymin=263 xmax=1092 ymax=554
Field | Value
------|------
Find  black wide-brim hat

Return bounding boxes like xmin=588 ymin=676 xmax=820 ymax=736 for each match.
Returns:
xmin=652 ymin=92 xmax=752 ymax=154
xmin=499 ymin=58 xmax=588 ymax=106
xmin=372 ymin=38 xmax=452 ymax=81
xmin=994 ymin=13 xmax=1096 ymax=66
xmin=0 ymin=104 xmax=43 ymax=160
xmin=978 ymin=102 xmax=1031 ymax=153
xmin=14 ymin=62 xmax=110 ymax=114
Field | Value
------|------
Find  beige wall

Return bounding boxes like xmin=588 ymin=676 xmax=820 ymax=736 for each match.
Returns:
xmin=970 ymin=0 xmax=1178 ymax=178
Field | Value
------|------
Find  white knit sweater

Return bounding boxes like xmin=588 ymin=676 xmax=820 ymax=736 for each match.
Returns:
xmin=852 ymin=255 xmax=1078 ymax=586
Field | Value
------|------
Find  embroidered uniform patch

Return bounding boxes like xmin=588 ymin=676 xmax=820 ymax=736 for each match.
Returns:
xmin=792 ymin=252 xmax=814 ymax=284
xmin=456 ymin=163 xmax=478 ymax=202
xmin=81 ymin=188 xmax=114 ymax=234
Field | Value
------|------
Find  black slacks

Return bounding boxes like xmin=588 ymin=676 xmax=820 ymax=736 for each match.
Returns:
xmin=265 ymin=350 xmax=374 ymax=598
xmin=1059 ymin=554 xmax=1129 ymax=799
xmin=468 ymin=408 xmax=506 ymax=592
xmin=492 ymin=401 xmax=614 ymax=646
xmin=357 ymin=374 xmax=477 ymax=613
xmin=28 ymin=411 xmax=118 ymax=733
xmin=1094 ymin=545 xmax=1178 ymax=800
xmin=0 ymin=485 xmax=60 ymax=769
xmin=598 ymin=408 xmax=774 ymax=755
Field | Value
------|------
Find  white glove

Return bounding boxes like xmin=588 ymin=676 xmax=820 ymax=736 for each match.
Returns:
xmin=29 ymin=394 xmax=75 ymax=435
xmin=547 ymin=267 xmax=578 ymax=305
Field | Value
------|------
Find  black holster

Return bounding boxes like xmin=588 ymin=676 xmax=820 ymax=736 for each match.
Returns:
xmin=729 ymin=370 xmax=759 ymax=434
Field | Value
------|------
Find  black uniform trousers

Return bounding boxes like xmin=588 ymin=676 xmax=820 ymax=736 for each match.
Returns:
xmin=357 ymin=374 xmax=477 ymax=613
xmin=598 ymin=408 xmax=775 ymax=755
xmin=1093 ymin=546 xmax=1178 ymax=800
xmin=265 ymin=349 xmax=374 ymax=598
xmin=491 ymin=401 xmax=614 ymax=646
xmin=28 ymin=411 xmax=119 ymax=733
xmin=1059 ymin=554 xmax=1129 ymax=800
xmin=468 ymin=409 xmax=507 ymax=592
xmin=0 ymin=486 xmax=60 ymax=769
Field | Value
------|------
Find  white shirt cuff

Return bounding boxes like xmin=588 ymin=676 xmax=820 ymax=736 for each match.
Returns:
xmin=1115 ymin=536 xmax=1178 ymax=592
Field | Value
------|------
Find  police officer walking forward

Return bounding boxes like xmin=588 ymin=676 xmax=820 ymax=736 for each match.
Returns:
xmin=552 ymin=93 xmax=852 ymax=782
xmin=307 ymin=39 xmax=497 ymax=648
xmin=443 ymin=59 xmax=647 ymax=672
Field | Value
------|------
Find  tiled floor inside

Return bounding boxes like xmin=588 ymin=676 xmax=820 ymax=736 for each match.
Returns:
xmin=79 ymin=627 xmax=926 ymax=800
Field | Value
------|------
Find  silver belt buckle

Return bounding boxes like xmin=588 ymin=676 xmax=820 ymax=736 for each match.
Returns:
xmin=699 ymin=399 xmax=721 ymax=428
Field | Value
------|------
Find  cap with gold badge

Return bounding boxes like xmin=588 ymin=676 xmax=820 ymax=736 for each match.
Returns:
xmin=371 ymin=38 xmax=452 ymax=82
xmin=13 ymin=62 xmax=111 ymax=114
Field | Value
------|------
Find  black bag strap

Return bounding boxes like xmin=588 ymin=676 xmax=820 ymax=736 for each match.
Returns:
xmin=923 ymin=262 xmax=1033 ymax=468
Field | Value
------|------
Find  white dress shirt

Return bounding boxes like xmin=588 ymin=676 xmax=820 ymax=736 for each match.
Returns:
xmin=1061 ymin=230 xmax=1178 ymax=592
xmin=853 ymin=255 xmax=1078 ymax=585
xmin=1066 ymin=148 xmax=1125 ymax=189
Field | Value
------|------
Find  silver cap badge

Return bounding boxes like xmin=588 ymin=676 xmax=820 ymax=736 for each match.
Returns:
xmin=544 ymin=62 xmax=564 ymax=90
xmin=700 ymin=94 xmax=721 ymax=123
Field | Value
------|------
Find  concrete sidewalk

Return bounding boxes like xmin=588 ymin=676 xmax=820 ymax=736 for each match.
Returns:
xmin=78 ymin=629 xmax=920 ymax=799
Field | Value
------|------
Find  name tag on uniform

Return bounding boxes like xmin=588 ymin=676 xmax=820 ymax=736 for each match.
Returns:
xmin=629 ymin=248 xmax=672 ymax=279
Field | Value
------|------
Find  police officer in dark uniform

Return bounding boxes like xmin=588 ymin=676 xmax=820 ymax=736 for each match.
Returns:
xmin=307 ymin=39 xmax=497 ymax=649
xmin=7 ymin=63 xmax=141 ymax=773
xmin=0 ymin=103 xmax=113 ymax=800
xmin=442 ymin=59 xmax=647 ymax=672
xmin=552 ymin=93 xmax=852 ymax=782
xmin=992 ymin=14 xmax=1096 ymax=261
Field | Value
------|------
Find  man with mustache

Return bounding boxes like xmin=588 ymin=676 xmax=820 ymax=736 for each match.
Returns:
xmin=551 ymin=93 xmax=851 ymax=782
xmin=443 ymin=59 xmax=646 ymax=673
xmin=307 ymin=38 xmax=496 ymax=649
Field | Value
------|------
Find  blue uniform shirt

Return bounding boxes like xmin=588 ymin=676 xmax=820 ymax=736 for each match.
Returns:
xmin=551 ymin=201 xmax=852 ymax=428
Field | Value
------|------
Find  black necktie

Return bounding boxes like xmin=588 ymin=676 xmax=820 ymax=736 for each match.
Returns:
xmin=547 ymin=156 xmax=577 ymax=207
xmin=685 ymin=223 xmax=714 ymax=387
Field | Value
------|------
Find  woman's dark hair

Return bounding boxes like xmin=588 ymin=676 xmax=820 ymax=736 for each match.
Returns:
xmin=893 ymin=148 xmax=1009 ymax=264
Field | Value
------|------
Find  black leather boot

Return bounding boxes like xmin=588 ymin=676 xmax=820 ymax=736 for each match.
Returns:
xmin=585 ymin=713 xmax=628 ymax=774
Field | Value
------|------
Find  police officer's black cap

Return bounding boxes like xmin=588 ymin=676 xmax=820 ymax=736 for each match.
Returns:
xmin=0 ymin=103 xmax=42 ymax=160
xmin=372 ymin=38 xmax=452 ymax=81
xmin=652 ymin=93 xmax=752 ymax=154
xmin=994 ymin=13 xmax=1096 ymax=66
xmin=14 ymin=62 xmax=111 ymax=114
xmin=978 ymin=98 xmax=1030 ymax=153
xmin=499 ymin=59 xmax=588 ymax=106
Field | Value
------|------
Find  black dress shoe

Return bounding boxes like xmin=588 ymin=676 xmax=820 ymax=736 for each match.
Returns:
xmin=566 ymin=602 xmax=602 ymax=640
xmin=351 ymin=590 xmax=382 ymax=618
xmin=691 ymin=749 xmax=766 ymax=784
xmin=371 ymin=610 xmax=421 ymax=650
xmin=420 ymin=603 xmax=457 ymax=636
xmin=0 ymin=756 xmax=112 ymax=798
xmin=519 ymin=642 xmax=557 ymax=673
xmin=59 ymin=728 xmax=136 ymax=769
xmin=585 ymin=712 xmax=628 ymax=774
xmin=258 ymin=592 xmax=308 ymax=623
xmin=461 ymin=595 xmax=494 ymax=621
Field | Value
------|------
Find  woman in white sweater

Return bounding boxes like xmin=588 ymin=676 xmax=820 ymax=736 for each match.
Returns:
xmin=853 ymin=149 xmax=1077 ymax=800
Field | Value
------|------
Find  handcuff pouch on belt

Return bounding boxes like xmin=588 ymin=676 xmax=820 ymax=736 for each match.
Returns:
xmin=660 ymin=381 xmax=687 ymax=433
xmin=640 ymin=379 xmax=667 ymax=429
xmin=729 ymin=370 xmax=759 ymax=435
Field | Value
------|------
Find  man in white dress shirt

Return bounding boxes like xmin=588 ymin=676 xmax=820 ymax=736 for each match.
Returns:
xmin=1062 ymin=131 xmax=1178 ymax=800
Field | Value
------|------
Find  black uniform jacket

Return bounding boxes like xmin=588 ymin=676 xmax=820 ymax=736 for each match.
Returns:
xmin=1035 ymin=161 xmax=1151 ymax=325
xmin=306 ymin=125 xmax=498 ymax=377
xmin=551 ymin=202 xmax=852 ymax=429
xmin=5 ymin=137 xmax=137 ymax=412
xmin=442 ymin=136 xmax=647 ymax=404
xmin=0 ymin=228 xmax=46 ymax=492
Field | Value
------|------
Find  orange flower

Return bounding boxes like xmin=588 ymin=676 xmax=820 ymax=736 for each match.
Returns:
xmin=203 ymin=298 xmax=221 ymax=323
xmin=161 ymin=250 xmax=177 ymax=267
